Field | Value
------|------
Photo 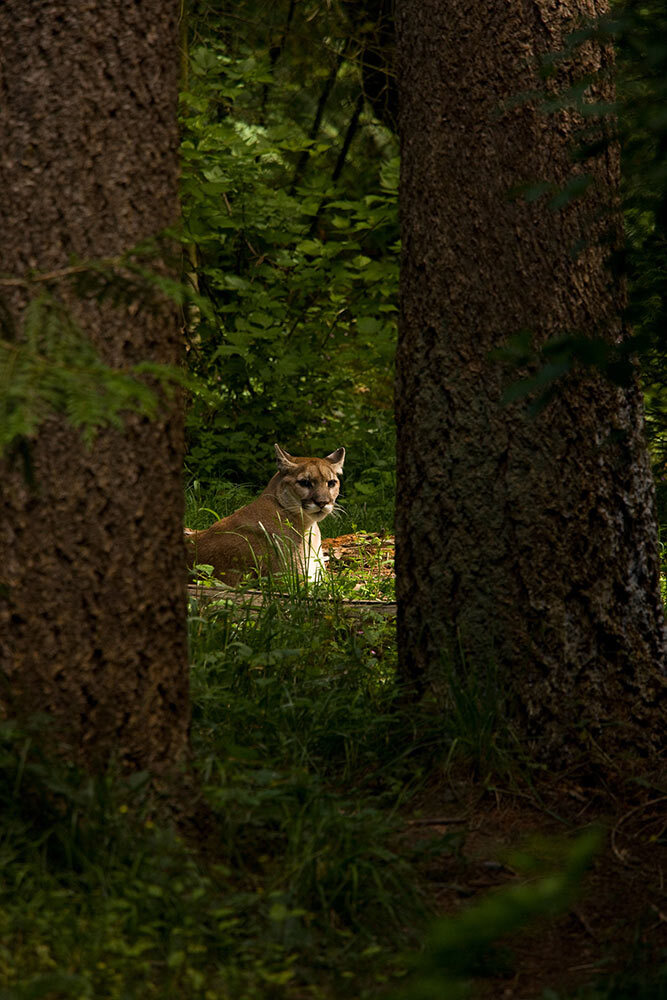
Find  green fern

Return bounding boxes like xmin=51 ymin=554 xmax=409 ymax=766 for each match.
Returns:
xmin=0 ymin=248 xmax=210 ymax=455
xmin=0 ymin=292 xmax=158 ymax=452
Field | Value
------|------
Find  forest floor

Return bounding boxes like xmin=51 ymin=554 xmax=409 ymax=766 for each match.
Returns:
xmin=408 ymin=773 xmax=667 ymax=999
xmin=322 ymin=530 xmax=396 ymax=600
xmin=324 ymin=532 xmax=667 ymax=1000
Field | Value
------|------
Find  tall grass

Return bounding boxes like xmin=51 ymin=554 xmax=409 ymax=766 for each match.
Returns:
xmin=0 ymin=562 xmax=447 ymax=998
xmin=3 ymin=475 xmax=664 ymax=999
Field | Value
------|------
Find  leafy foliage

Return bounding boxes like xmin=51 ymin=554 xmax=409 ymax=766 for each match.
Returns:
xmin=180 ymin=1 xmax=398 ymax=487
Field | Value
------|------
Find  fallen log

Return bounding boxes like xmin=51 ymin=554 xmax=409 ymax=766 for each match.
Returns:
xmin=187 ymin=583 xmax=397 ymax=619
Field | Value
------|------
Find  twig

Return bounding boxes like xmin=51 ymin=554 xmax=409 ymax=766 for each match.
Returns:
xmin=611 ymin=795 xmax=667 ymax=866
xmin=307 ymin=91 xmax=365 ymax=238
xmin=404 ymin=816 xmax=468 ymax=826
xmin=0 ymin=258 xmax=124 ymax=287
xmin=289 ymin=42 xmax=349 ymax=195
xmin=188 ymin=583 xmax=397 ymax=618
xmin=573 ymin=907 xmax=600 ymax=942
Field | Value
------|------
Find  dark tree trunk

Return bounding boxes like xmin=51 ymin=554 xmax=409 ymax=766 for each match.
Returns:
xmin=395 ymin=0 xmax=666 ymax=761
xmin=0 ymin=2 xmax=189 ymax=771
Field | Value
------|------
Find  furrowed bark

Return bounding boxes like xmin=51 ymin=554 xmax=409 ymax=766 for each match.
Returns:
xmin=395 ymin=0 xmax=666 ymax=761
xmin=0 ymin=2 xmax=189 ymax=772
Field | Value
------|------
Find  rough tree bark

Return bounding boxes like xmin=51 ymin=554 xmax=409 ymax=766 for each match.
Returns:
xmin=395 ymin=0 xmax=666 ymax=761
xmin=0 ymin=3 xmax=189 ymax=771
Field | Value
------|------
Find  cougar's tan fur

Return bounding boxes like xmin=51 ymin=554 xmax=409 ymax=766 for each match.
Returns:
xmin=186 ymin=444 xmax=345 ymax=585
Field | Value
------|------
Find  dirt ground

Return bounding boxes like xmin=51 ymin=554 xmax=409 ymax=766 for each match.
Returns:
xmin=322 ymin=531 xmax=395 ymax=585
xmin=410 ymin=774 xmax=667 ymax=998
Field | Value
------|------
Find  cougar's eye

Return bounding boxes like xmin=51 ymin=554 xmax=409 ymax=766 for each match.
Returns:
xmin=297 ymin=478 xmax=312 ymax=488
xmin=328 ymin=480 xmax=337 ymax=488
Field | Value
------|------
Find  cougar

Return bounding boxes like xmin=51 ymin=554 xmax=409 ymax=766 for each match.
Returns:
xmin=186 ymin=444 xmax=345 ymax=586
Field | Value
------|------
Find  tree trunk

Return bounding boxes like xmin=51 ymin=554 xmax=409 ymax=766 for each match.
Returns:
xmin=395 ymin=0 xmax=666 ymax=761
xmin=0 ymin=2 xmax=189 ymax=772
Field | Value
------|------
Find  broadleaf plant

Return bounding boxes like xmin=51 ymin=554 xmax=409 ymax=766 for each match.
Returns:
xmin=180 ymin=2 xmax=399 ymax=488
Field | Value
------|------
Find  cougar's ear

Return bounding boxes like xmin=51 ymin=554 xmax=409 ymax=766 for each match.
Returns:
xmin=325 ymin=447 xmax=345 ymax=474
xmin=275 ymin=444 xmax=297 ymax=471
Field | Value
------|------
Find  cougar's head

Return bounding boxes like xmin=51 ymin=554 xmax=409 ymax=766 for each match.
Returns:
xmin=274 ymin=444 xmax=345 ymax=521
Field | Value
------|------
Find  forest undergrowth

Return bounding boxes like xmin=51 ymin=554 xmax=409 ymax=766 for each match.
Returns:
xmin=0 ymin=482 xmax=664 ymax=1000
